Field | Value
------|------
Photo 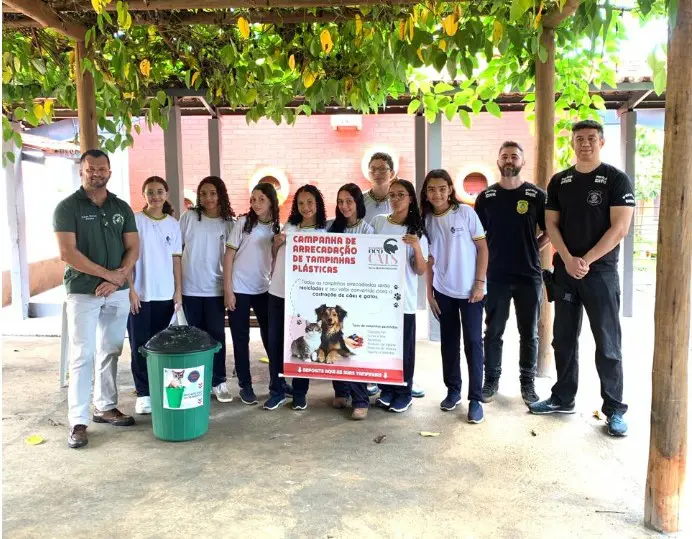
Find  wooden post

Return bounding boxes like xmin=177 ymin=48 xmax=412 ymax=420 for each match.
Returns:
xmin=164 ymin=99 xmax=185 ymax=217
xmin=533 ymin=28 xmax=556 ymax=377
xmin=74 ymin=41 xmax=98 ymax=152
xmin=644 ymin=0 xmax=691 ymax=532
xmin=2 ymin=123 xmax=30 ymax=320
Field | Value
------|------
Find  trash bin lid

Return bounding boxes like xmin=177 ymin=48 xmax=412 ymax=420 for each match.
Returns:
xmin=143 ymin=325 xmax=219 ymax=354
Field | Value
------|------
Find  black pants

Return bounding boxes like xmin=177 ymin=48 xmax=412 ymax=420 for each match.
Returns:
xmin=128 ymin=300 xmax=175 ymax=397
xmin=380 ymin=313 xmax=416 ymax=398
xmin=333 ymin=380 xmax=370 ymax=408
xmin=267 ymin=294 xmax=286 ymax=397
xmin=434 ymin=289 xmax=484 ymax=402
xmin=182 ymin=295 xmax=227 ymax=387
xmin=228 ymin=292 xmax=270 ymax=390
xmin=483 ymin=279 xmax=542 ymax=383
xmin=551 ymin=265 xmax=627 ymax=416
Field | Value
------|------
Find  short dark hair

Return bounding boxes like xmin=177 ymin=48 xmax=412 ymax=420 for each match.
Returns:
xmin=80 ymin=149 xmax=110 ymax=167
xmin=499 ymin=141 xmax=524 ymax=154
xmin=572 ymin=120 xmax=604 ymax=137
xmin=369 ymin=152 xmax=394 ymax=171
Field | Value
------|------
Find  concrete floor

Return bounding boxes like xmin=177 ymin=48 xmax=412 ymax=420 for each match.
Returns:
xmin=2 ymin=297 xmax=690 ymax=538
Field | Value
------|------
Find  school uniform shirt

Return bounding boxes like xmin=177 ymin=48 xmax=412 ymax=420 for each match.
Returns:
xmin=179 ymin=210 xmax=233 ymax=297
xmin=425 ymin=204 xmax=486 ymax=299
xmin=226 ymin=215 xmax=274 ymax=295
xmin=363 ymin=191 xmax=391 ymax=224
xmin=474 ymin=182 xmax=546 ymax=284
xmin=547 ymin=163 xmax=635 ymax=271
xmin=370 ymin=215 xmax=429 ymax=314
xmin=269 ymin=223 xmax=325 ymax=299
xmin=325 ymin=219 xmax=375 ymax=235
xmin=133 ymin=212 xmax=182 ymax=301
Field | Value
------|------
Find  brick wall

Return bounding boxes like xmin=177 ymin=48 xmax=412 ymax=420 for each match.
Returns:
xmin=128 ymin=111 xmax=537 ymax=220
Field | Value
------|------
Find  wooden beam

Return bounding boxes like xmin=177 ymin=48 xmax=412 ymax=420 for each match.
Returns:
xmin=644 ymin=0 xmax=691 ymax=532
xmin=534 ymin=27 xmax=556 ymax=377
xmin=2 ymin=0 xmax=86 ymax=39
xmin=74 ymin=41 xmax=99 ymax=152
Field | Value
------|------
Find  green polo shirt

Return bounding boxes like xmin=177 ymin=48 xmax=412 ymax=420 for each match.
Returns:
xmin=53 ymin=187 xmax=138 ymax=295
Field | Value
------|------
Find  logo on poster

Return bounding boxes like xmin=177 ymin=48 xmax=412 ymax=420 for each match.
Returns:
xmin=368 ymin=238 xmax=399 ymax=267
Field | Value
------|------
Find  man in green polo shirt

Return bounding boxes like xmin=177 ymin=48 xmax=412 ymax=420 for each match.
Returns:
xmin=54 ymin=149 xmax=139 ymax=449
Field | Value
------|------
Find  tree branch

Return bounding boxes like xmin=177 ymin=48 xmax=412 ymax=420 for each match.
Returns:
xmin=542 ymin=0 xmax=584 ymax=29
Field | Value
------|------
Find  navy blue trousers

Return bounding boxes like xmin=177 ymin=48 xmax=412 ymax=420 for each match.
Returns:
xmin=228 ymin=292 xmax=270 ymax=390
xmin=183 ymin=295 xmax=227 ymax=387
xmin=379 ymin=313 xmax=416 ymax=398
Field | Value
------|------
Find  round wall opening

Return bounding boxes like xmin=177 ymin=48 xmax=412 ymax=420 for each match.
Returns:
xmin=361 ymin=147 xmax=400 ymax=181
xmin=455 ymin=164 xmax=496 ymax=205
xmin=249 ymin=167 xmax=290 ymax=205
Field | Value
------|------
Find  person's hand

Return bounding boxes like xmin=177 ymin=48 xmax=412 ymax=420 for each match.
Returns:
xmin=104 ymin=269 xmax=126 ymax=287
xmin=565 ymin=256 xmax=589 ymax=279
xmin=273 ymin=233 xmax=286 ymax=249
xmin=224 ymin=290 xmax=236 ymax=311
xmin=95 ymin=282 xmax=118 ymax=298
xmin=344 ymin=337 xmax=363 ymax=349
xmin=173 ymin=291 xmax=183 ymax=312
xmin=129 ymin=288 xmax=141 ymax=314
xmin=402 ymin=234 xmax=420 ymax=250
xmin=469 ymin=281 xmax=485 ymax=303
xmin=428 ymin=292 xmax=441 ymax=320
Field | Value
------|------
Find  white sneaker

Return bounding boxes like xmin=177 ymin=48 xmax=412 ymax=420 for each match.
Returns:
xmin=135 ymin=396 xmax=152 ymax=414
xmin=212 ymin=382 xmax=234 ymax=403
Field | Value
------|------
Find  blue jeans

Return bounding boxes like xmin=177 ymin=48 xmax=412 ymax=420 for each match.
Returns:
xmin=483 ymin=280 xmax=542 ymax=383
xmin=434 ymin=289 xmax=484 ymax=402
xmin=228 ymin=292 xmax=270 ymax=390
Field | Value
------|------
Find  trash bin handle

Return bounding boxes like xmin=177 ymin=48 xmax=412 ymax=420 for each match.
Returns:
xmin=139 ymin=346 xmax=148 ymax=357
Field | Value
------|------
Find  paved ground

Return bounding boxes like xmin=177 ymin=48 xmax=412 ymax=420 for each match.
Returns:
xmin=2 ymin=294 xmax=690 ymax=538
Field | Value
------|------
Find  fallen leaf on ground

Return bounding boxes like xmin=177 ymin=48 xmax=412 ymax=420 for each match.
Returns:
xmin=26 ymin=435 xmax=45 ymax=445
xmin=593 ymin=410 xmax=603 ymax=420
xmin=530 ymin=429 xmax=537 ymax=437
xmin=258 ymin=356 xmax=269 ymax=364
xmin=47 ymin=418 xmax=64 ymax=427
xmin=374 ymin=434 xmax=386 ymax=444
xmin=419 ymin=431 xmax=440 ymax=437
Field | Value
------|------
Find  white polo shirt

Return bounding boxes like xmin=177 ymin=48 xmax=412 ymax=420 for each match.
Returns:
xmin=226 ymin=215 xmax=274 ymax=295
xmin=179 ymin=210 xmax=233 ymax=297
xmin=363 ymin=191 xmax=391 ymax=224
xmin=370 ymin=215 xmax=429 ymax=314
xmin=269 ymin=223 xmax=326 ymax=299
xmin=133 ymin=212 xmax=182 ymax=302
xmin=326 ymin=219 xmax=375 ymax=235
xmin=425 ymin=204 xmax=486 ymax=299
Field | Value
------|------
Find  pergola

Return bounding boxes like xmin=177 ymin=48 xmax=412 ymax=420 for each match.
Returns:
xmin=2 ymin=0 xmax=690 ymax=533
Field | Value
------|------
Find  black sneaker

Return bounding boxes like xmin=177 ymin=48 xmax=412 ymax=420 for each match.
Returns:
xmin=440 ymin=393 xmax=462 ymax=411
xmin=481 ymin=378 xmax=499 ymax=403
xmin=375 ymin=391 xmax=394 ymax=409
xmin=520 ymin=381 xmax=540 ymax=405
xmin=390 ymin=395 xmax=413 ymax=413
xmin=263 ymin=394 xmax=287 ymax=410
xmin=292 ymin=394 xmax=307 ymax=410
xmin=283 ymin=382 xmax=293 ymax=396
xmin=528 ymin=396 xmax=575 ymax=414
xmin=239 ymin=386 xmax=258 ymax=405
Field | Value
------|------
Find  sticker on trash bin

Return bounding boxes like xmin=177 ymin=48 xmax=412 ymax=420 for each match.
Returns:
xmin=163 ymin=366 xmax=205 ymax=410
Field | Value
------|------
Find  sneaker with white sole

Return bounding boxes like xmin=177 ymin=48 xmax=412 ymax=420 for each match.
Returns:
xmin=411 ymin=382 xmax=425 ymax=398
xmin=135 ymin=396 xmax=152 ymax=414
xmin=212 ymin=382 xmax=233 ymax=403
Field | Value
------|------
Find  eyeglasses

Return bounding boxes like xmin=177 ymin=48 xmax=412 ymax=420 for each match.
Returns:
xmin=388 ymin=193 xmax=410 ymax=201
xmin=369 ymin=166 xmax=391 ymax=174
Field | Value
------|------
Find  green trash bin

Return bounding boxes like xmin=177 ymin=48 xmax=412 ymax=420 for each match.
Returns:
xmin=140 ymin=325 xmax=221 ymax=442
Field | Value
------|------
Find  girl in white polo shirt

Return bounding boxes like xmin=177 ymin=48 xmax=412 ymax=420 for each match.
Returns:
xmin=327 ymin=183 xmax=373 ymax=419
xmin=180 ymin=176 xmax=235 ymax=403
xmin=263 ymin=184 xmax=327 ymax=412
xmin=223 ymin=183 xmax=279 ymax=406
xmin=370 ymin=179 xmax=429 ymax=414
xmin=128 ymin=176 xmax=182 ymax=415
xmin=421 ymin=169 xmax=489 ymax=424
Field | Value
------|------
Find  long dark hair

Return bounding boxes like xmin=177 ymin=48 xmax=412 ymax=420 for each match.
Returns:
xmin=391 ymin=179 xmax=427 ymax=239
xmin=142 ymin=176 xmax=174 ymax=216
xmin=420 ymin=169 xmax=459 ymax=221
xmin=329 ymin=183 xmax=366 ymax=233
xmin=288 ymin=184 xmax=327 ymax=228
xmin=194 ymin=176 xmax=235 ymax=221
xmin=243 ymin=183 xmax=280 ymax=234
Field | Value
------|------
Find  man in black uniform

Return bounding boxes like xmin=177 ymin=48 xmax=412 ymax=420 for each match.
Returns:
xmin=529 ymin=120 xmax=635 ymax=438
xmin=475 ymin=141 xmax=549 ymax=405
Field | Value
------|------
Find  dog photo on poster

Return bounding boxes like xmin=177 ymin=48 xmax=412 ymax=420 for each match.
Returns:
xmin=283 ymin=232 xmax=406 ymax=385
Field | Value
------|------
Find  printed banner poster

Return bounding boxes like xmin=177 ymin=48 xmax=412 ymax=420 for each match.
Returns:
xmin=283 ymin=232 xmax=405 ymax=384
xmin=163 ymin=366 xmax=205 ymax=410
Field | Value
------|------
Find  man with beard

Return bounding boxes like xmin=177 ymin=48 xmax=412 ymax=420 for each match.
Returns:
xmin=54 ymin=149 xmax=140 ymax=448
xmin=529 ymin=121 xmax=634 ymax=437
xmin=474 ymin=141 xmax=548 ymax=405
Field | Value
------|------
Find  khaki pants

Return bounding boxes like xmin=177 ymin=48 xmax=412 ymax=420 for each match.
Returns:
xmin=66 ymin=290 xmax=130 ymax=427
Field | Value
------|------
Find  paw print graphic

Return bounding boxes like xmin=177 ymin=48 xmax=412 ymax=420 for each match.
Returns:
xmin=296 ymin=313 xmax=302 ymax=325
xmin=394 ymin=285 xmax=399 ymax=290
xmin=394 ymin=302 xmax=399 ymax=308
xmin=394 ymin=293 xmax=402 ymax=301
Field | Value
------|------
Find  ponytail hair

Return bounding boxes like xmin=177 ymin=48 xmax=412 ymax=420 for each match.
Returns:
xmin=142 ymin=176 xmax=174 ymax=216
xmin=391 ymin=178 xmax=428 ymax=239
